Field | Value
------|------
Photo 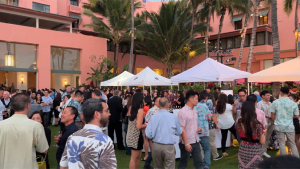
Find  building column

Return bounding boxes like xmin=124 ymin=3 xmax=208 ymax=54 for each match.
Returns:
xmin=36 ymin=18 xmax=39 ymax=28
xmin=36 ymin=44 xmax=51 ymax=89
xmin=70 ymin=23 xmax=72 ymax=33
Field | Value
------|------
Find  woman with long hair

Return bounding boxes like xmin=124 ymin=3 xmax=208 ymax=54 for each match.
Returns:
xmin=227 ymin=94 xmax=236 ymax=147
xmin=53 ymin=93 xmax=61 ymax=126
xmin=29 ymin=111 xmax=51 ymax=169
xmin=289 ymin=94 xmax=300 ymax=152
xmin=127 ymin=93 xmax=147 ymax=169
xmin=175 ymin=91 xmax=185 ymax=108
xmin=142 ymin=96 xmax=152 ymax=161
xmin=35 ymin=93 xmax=43 ymax=104
xmin=216 ymin=94 xmax=237 ymax=157
xmin=123 ymin=96 xmax=133 ymax=155
xmin=236 ymin=101 xmax=266 ymax=169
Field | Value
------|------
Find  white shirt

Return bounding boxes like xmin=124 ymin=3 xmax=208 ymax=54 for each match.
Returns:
xmin=217 ymin=103 xmax=235 ymax=129
xmin=0 ymin=101 xmax=4 ymax=121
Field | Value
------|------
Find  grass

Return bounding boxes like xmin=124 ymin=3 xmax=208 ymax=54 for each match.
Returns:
xmin=48 ymin=126 xmax=279 ymax=169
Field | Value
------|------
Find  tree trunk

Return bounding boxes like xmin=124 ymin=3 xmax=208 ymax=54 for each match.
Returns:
xmin=128 ymin=0 xmax=134 ymax=73
xmin=237 ymin=0 xmax=251 ymax=70
xmin=185 ymin=11 xmax=194 ymax=70
xmin=295 ymin=0 xmax=299 ymax=58
xmin=132 ymin=52 xmax=137 ymax=73
xmin=216 ymin=8 xmax=226 ymax=62
xmin=205 ymin=5 xmax=212 ymax=58
xmin=271 ymin=0 xmax=281 ymax=98
xmin=246 ymin=0 xmax=260 ymax=72
xmin=166 ymin=64 xmax=173 ymax=78
xmin=114 ymin=43 xmax=119 ymax=73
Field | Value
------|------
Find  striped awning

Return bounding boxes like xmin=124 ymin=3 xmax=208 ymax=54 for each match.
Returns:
xmin=259 ymin=10 xmax=269 ymax=16
xmin=69 ymin=14 xmax=82 ymax=21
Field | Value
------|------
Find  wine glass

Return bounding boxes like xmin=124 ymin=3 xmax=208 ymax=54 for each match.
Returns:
xmin=54 ymin=131 xmax=62 ymax=147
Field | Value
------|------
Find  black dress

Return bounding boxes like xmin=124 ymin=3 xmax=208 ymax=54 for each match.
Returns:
xmin=176 ymin=97 xmax=185 ymax=108
xmin=53 ymin=99 xmax=61 ymax=118
xmin=36 ymin=127 xmax=51 ymax=169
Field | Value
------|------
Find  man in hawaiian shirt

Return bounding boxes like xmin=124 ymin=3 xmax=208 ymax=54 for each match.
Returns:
xmin=201 ymin=92 xmax=222 ymax=161
xmin=144 ymin=96 xmax=160 ymax=169
xmin=271 ymin=87 xmax=299 ymax=157
xmin=60 ymin=98 xmax=116 ymax=169
xmin=196 ymin=92 xmax=212 ymax=169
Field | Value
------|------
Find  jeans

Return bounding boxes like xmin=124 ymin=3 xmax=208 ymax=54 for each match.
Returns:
xmin=145 ymin=152 xmax=153 ymax=166
xmin=221 ymin=125 xmax=237 ymax=153
xmin=178 ymin=142 xmax=203 ymax=169
xmin=43 ymin=112 xmax=50 ymax=127
xmin=200 ymin=136 xmax=211 ymax=168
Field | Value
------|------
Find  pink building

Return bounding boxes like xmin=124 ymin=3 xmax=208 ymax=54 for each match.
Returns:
xmin=0 ymin=0 xmax=298 ymax=90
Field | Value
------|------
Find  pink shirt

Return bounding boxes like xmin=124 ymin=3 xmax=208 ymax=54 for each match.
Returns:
xmin=256 ymin=108 xmax=267 ymax=127
xmin=178 ymin=105 xmax=199 ymax=144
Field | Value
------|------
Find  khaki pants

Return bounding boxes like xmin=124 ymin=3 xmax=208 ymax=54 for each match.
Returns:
xmin=262 ymin=124 xmax=274 ymax=153
xmin=276 ymin=130 xmax=299 ymax=157
xmin=75 ymin=121 xmax=84 ymax=130
xmin=152 ymin=142 xmax=175 ymax=169
xmin=209 ymin=129 xmax=219 ymax=158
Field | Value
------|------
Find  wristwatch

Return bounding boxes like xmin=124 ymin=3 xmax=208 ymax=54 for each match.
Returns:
xmin=185 ymin=144 xmax=190 ymax=147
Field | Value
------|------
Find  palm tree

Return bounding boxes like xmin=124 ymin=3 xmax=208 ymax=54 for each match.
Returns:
xmin=185 ymin=0 xmax=203 ymax=70
xmin=237 ymin=0 xmax=251 ymax=71
xmin=271 ymin=0 xmax=281 ymax=98
xmin=128 ymin=0 xmax=135 ymax=73
xmin=215 ymin=0 xmax=247 ymax=62
xmin=83 ymin=0 xmax=141 ymax=73
xmin=135 ymin=0 xmax=207 ymax=77
xmin=284 ymin=0 xmax=299 ymax=58
xmin=246 ymin=0 xmax=260 ymax=72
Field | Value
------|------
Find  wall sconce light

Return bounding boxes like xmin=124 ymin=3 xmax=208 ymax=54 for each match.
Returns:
xmin=5 ymin=43 xmax=15 ymax=67
xmin=64 ymin=80 xmax=67 ymax=85
xmin=21 ymin=76 xmax=24 ymax=84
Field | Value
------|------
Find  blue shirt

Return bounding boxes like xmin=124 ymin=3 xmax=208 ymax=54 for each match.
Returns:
xmin=41 ymin=96 xmax=53 ymax=112
xmin=101 ymin=92 xmax=106 ymax=100
xmin=51 ymin=92 xmax=56 ymax=99
xmin=62 ymin=91 xmax=70 ymax=101
xmin=67 ymin=99 xmax=83 ymax=122
xmin=195 ymin=102 xmax=211 ymax=137
xmin=146 ymin=109 xmax=182 ymax=144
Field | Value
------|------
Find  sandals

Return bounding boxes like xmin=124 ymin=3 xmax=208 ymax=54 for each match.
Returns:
xmin=222 ymin=152 xmax=229 ymax=157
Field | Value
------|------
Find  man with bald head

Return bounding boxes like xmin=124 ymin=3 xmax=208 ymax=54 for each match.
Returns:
xmin=1 ymin=91 xmax=10 ymax=119
xmin=146 ymin=97 xmax=183 ymax=169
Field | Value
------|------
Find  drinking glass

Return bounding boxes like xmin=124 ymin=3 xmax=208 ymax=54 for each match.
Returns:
xmin=54 ymin=131 xmax=62 ymax=147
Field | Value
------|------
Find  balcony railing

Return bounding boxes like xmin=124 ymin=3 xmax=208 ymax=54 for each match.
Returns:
xmin=69 ymin=5 xmax=81 ymax=14
xmin=0 ymin=0 xmax=18 ymax=6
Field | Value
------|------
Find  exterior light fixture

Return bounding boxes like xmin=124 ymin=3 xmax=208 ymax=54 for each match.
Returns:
xmin=5 ymin=43 xmax=14 ymax=67
xmin=21 ymin=76 xmax=24 ymax=84
xmin=64 ymin=80 xmax=67 ymax=85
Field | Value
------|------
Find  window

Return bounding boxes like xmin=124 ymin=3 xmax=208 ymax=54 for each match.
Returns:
xmin=0 ymin=42 xmax=37 ymax=69
xmin=227 ymin=37 xmax=233 ymax=49
xmin=220 ymin=39 xmax=227 ymax=50
xmin=33 ymin=2 xmax=50 ymax=13
xmin=264 ymin=58 xmax=293 ymax=69
xmin=256 ymin=32 xmax=265 ymax=45
xmin=235 ymin=20 xmax=243 ymax=30
xmin=244 ymin=34 xmax=250 ymax=47
xmin=201 ymin=31 xmax=207 ymax=36
xmin=259 ymin=15 xmax=268 ymax=25
xmin=0 ymin=0 xmax=17 ymax=5
xmin=234 ymin=36 xmax=242 ymax=48
xmin=268 ymin=32 xmax=272 ymax=45
xmin=208 ymin=40 xmax=214 ymax=51
xmin=72 ymin=21 xmax=79 ymax=29
xmin=51 ymin=47 xmax=80 ymax=71
xmin=70 ymin=0 xmax=78 ymax=6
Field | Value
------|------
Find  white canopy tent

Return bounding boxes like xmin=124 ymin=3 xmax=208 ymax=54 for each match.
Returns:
xmin=248 ymin=57 xmax=300 ymax=82
xmin=100 ymin=71 xmax=134 ymax=86
xmin=171 ymin=58 xmax=251 ymax=83
xmin=119 ymin=67 xmax=178 ymax=86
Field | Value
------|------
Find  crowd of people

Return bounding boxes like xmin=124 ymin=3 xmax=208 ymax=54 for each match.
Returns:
xmin=1 ymin=85 xmax=300 ymax=169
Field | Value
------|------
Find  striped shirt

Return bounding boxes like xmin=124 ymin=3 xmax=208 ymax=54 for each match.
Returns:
xmin=257 ymin=100 xmax=272 ymax=125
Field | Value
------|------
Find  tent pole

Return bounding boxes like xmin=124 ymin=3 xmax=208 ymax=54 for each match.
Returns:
xmin=219 ymin=81 xmax=221 ymax=87
xmin=247 ymin=83 xmax=250 ymax=95
xmin=204 ymin=82 xmax=205 ymax=88
xmin=171 ymin=85 xmax=173 ymax=89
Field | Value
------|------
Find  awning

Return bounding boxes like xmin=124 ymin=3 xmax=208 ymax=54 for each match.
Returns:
xmin=259 ymin=10 xmax=269 ymax=16
xmin=231 ymin=16 xmax=242 ymax=22
xmin=69 ymin=14 xmax=82 ymax=21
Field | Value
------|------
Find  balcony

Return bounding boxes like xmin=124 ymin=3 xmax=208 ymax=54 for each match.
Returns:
xmin=69 ymin=5 xmax=81 ymax=14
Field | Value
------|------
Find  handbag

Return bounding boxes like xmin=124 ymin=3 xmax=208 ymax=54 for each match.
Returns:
xmin=37 ymin=153 xmax=47 ymax=169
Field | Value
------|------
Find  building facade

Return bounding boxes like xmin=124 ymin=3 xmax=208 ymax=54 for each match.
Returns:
xmin=0 ymin=0 xmax=298 ymax=90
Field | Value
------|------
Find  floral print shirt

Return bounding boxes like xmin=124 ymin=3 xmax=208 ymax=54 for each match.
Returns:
xmin=201 ymin=100 xmax=215 ymax=129
xmin=60 ymin=124 xmax=117 ymax=169
xmin=145 ymin=105 xmax=159 ymax=123
xmin=195 ymin=102 xmax=212 ymax=137
xmin=271 ymin=97 xmax=299 ymax=132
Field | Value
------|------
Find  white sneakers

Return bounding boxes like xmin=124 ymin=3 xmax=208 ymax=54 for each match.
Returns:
xmin=263 ymin=152 xmax=271 ymax=158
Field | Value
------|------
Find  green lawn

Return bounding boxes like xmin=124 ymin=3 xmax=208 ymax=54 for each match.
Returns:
xmin=48 ymin=126 xmax=279 ymax=169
